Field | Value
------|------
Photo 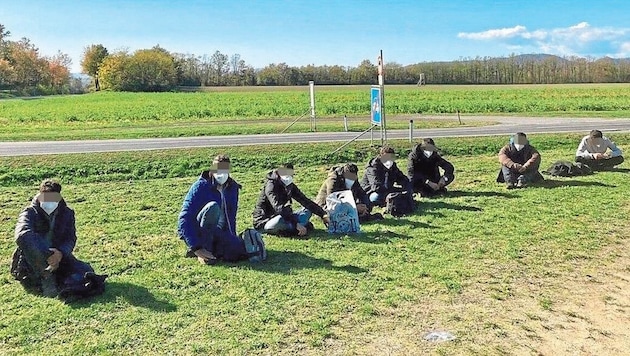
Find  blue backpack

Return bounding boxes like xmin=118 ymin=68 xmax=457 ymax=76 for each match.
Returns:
xmin=241 ymin=228 xmax=267 ymax=262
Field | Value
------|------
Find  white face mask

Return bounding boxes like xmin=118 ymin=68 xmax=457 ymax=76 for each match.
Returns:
xmin=514 ymin=144 xmax=525 ymax=151
xmin=344 ymin=178 xmax=355 ymax=189
xmin=40 ymin=201 xmax=59 ymax=215
xmin=280 ymin=175 xmax=294 ymax=186
xmin=383 ymin=160 xmax=394 ymax=169
xmin=212 ymin=172 xmax=229 ymax=185
xmin=423 ymin=150 xmax=433 ymax=158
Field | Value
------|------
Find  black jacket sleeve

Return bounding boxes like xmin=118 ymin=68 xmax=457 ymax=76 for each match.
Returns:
xmin=291 ymin=185 xmax=327 ymax=218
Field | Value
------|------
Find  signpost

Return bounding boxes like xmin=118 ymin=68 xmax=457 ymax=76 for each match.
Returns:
xmin=330 ymin=50 xmax=387 ymax=154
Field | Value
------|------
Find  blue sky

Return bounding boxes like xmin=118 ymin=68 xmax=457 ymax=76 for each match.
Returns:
xmin=1 ymin=0 xmax=629 ymax=73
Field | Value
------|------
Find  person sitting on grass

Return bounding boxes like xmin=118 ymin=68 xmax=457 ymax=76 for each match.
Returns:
xmin=360 ymin=146 xmax=412 ymax=207
xmin=11 ymin=179 xmax=105 ymax=299
xmin=253 ymin=163 xmax=330 ymax=237
xmin=408 ymin=138 xmax=455 ymax=197
xmin=575 ymin=129 xmax=624 ymax=171
xmin=315 ymin=163 xmax=383 ymax=222
xmin=178 ymin=154 xmax=246 ymax=265
xmin=497 ymin=132 xmax=543 ymax=189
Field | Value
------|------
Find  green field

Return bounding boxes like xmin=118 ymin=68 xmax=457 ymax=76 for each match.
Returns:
xmin=1 ymin=134 xmax=629 ymax=354
xmin=1 ymin=84 xmax=629 ymax=141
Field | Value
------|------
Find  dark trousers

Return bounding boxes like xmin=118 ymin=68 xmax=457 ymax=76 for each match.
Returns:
xmin=501 ymin=165 xmax=541 ymax=184
xmin=576 ymin=155 xmax=624 ymax=170
xmin=12 ymin=234 xmax=93 ymax=290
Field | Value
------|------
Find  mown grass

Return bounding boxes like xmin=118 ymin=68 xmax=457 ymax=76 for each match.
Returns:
xmin=1 ymin=134 xmax=629 ymax=354
xmin=1 ymin=84 xmax=629 ymax=141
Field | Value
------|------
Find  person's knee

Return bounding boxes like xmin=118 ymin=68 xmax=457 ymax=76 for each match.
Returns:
xmin=197 ymin=201 xmax=221 ymax=227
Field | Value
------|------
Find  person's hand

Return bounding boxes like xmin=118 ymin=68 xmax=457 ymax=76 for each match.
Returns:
xmin=427 ymin=181 xmax=440 ymax=191
xmin=194 ymin=248 xmax=217 ymax=265
xmin=518 ymin=165 xmax=528 ymax=173
xmin=46 ymin=248 xmax=62 ymax=271
xmin=593 ymin=153 xmax=605 ymax=160
xmin=296 ymin=223 xmax=307 ymax=236
xmin=356 ymin=204 xmax=368 ymax=215
xmin=512 ymin=163 xmax=523 ymax=171
xmin=437 ymin=177 xmax=447 ymax=189
xmin=322 ymin=214 xmax=330 ymax=227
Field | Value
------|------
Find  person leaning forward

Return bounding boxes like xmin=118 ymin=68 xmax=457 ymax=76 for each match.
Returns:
xmin=177 ymin=154 xmax=247 ymax=265
xmin=575 ymin=129 xmax=624 ymax=171
xmin=315 ymin=163 xmax=382 ymax=222
xmin=497 ymin=132 xmax=544 ymax=189
xmin=360 ymin=146 xmax=412 ymax=207
xmin=252 ymin=163 xmax=330 ymax=237
xmin=11 ymin=179 xmax=104 ymax=299
xmin=408 ymin=138 xmax=455 ymax=197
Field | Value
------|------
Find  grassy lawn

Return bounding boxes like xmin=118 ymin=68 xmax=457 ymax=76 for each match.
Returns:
xmin=1 ymin=84 xmax=629 ymax=141
xmin=1 ymin=134 xmax=629 ymax=354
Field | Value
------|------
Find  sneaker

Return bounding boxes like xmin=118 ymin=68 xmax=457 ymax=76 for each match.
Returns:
xmin=304 ymin=222 xmax=314 ymax=232
xmin=506 ymin=182 xmax=516 ymax=190
xmin=516 ymin=178 xmax=526 ymax=188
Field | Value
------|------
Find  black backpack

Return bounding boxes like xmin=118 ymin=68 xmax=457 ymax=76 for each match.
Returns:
xmin=385 ymin=191 xmax=415 ymax=217
xmin=545 ymin=161 xmax=593 ymax=177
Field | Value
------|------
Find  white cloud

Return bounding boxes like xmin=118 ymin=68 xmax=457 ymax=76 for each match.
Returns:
xmin=459 ymin=22 xmax=630 ymax=58
xmin=457 ymin=25 xmax=527 ymax=40
xmin=616 ymin=42 xmax=630 ymax=57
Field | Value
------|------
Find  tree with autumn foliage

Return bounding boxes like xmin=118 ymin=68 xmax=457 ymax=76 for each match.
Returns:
xmin=80 ymin=44 xmax=109 ymax=91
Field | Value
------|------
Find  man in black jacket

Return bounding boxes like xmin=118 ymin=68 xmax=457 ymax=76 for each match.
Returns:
xmin=11 ymin=180 xmax=99 ymax=298
xmin=360 ymin=146 xmax=412 ymax=207
xmin=408 ymin=138 xmax=455 ymax=197
xmin=253 ymin=163 xmax=330 ymax=237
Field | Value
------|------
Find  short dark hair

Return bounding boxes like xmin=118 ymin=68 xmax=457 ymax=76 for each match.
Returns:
xmin=280 ymin=163 xmax=294 ymax=170
xmin=379 ymin=146 xmax=395 ymax=155
xmin=342 ymin=163 xmax=358 ymax=174
xmin=213 ymin=154 xmax=231 ymax=164
xmin=422 ymin=138 xmax=435 ymax=146
xmin=589 ymin=130 xmax=603 ymax=138
xmin=515 ymin=132 xmax=527 ymax=138
xmin=39 ymin=179 xmax=62 ymax=193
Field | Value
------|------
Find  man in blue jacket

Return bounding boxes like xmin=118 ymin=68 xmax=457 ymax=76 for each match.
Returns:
xmin=178 ymin=155 xmax=246 ymax=264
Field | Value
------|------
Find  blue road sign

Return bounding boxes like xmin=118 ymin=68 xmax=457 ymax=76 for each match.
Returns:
xmin=371 ymin=86 xmax=381 ymax=126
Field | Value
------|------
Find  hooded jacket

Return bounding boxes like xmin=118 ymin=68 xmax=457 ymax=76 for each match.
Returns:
xmin=360 ymin=157 xmax=410 ymax=196
xmin=407 ymin=144 xmax=455 ymax=184
xmin=178 ymin=171 xmax=241 ymax=249
xmin=252 ymin=170 xmax=327 ymax=230
xmin=15 ymin=198 xmax=77 ymax=258
xmin=314 ymin=166 xmax=372 ymax=211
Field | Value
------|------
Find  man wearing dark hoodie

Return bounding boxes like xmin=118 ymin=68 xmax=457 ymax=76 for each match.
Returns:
xmin=314 ymin=163 xmax=381 ymax=222
xmin=497 ymin=132 xmax=543 ymax=189
xmin=253 ymin=163 xmax=330 ymax=237
xmin=12 ymin=179 xmax=100 ymax=298
xmin=178 ymin=154 xmax=246 ymax=264
xmin=408 ymin=138 xmax=455 ymax=197
xmin=360 ymin=146 xmax=412 ymax=207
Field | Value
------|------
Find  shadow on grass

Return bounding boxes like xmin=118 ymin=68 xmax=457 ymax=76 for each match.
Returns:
xmin=537 ymin=179 xmax=616 ymax=189
xmin=248 ymin=250 xmax=367 ymax=274
xmin=444 ymin=190 xmax=518 ymax=199
xmin=421 ymin=200 xmax=482 ymax=212
xmin=609 ymin=167 xmax=630 ymax=173
xmin=68 ymin=281 xmax=177 ymax=312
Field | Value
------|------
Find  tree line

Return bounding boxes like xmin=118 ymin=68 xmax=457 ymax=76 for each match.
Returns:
xmin=2 ymin=22 xmax=630 ymax=95
xmin=0 ymin=24 xmax=83 ymax=95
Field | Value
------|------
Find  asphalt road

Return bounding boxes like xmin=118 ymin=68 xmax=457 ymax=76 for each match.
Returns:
xmin=1 ymin=117 xmax=629 ymax=156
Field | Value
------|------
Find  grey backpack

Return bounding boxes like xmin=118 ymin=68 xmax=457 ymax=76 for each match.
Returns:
xmin=241 ymin=228 xmax=267 ymax=262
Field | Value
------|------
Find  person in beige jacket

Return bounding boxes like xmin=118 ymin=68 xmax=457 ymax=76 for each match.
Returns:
xmin=497 ymin=132 xmax=543 ymax=189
